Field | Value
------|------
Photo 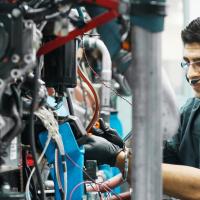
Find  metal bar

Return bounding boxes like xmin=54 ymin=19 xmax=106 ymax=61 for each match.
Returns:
xmin=83 ymin=37 xmax=112 ymax=123
xmin=131 ymin=26 xmax=162 ymax=200
xmin=37 ymin=10 xmax=118 ymax=56
xmin=37 ymin=6 xmax=119 ymax=56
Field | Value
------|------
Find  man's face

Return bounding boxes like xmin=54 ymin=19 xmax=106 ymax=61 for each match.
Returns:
xmin=183 ymin=42 xmax=200 ymax=97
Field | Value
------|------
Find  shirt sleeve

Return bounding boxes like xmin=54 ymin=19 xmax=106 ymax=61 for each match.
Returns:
xmin=163 ymin=98 xmax=194 ymax=164
xmin=163 ymin=132 xmax=181 ymax=164
xmin=163 ymin=114 xmax=183 ymax=164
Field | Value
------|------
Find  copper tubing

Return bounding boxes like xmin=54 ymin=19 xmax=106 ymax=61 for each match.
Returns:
xmin=78 ymin=67 xmax=100 ymax=132
xmin=86 ymin=174 xmax=123 ymax=193
xmin=108 ymin=191 xmax=131 ymax=200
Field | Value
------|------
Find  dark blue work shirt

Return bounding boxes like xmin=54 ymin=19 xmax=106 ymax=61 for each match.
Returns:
xmin=163 ymin=97 xmax=200 ymax=168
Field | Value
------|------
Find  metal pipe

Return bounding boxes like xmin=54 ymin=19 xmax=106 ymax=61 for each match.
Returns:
xmin=131 ymin=26 xmax=162 ymax=200
xmin=108 ymin=191 xmax=131 ymax=200
xmin=83 ymin=37 xmax=112 ymax=123
xmin=86 ymin=174 xmax=123 ymax=192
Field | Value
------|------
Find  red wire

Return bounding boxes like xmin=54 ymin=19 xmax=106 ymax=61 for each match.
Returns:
xmin=108 ymin=191 xmax=131 ymax=200
xmin=65 ymin=152 xmax=122 ymax=200
xmin=86 ymin=174 xmax=123 ymax=193
xmin=82 ymin=48 xmax=132 ymax=107
xmin=78 ymin=66 xmax=100 ymax=132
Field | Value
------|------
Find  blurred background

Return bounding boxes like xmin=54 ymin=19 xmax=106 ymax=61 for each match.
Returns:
xmin=118 ymin=0 xmax=200 ymax=135
xmin=163 ymin=0 xmax=200 ymax=103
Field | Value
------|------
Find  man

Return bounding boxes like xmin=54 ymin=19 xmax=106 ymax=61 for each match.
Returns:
xmin=161 ymin=16 xmax=200 ymax=200
xmin=83 ymin=120 xmax=200 ymax=200
xmin=83 ymin=17 xmax=200 ymax=200
xmin=163 ymin=17 xmax=200 ymax=168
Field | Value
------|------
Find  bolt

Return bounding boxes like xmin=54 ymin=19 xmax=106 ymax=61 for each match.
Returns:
xmin=12 ymin=8 xmax=21 ymax=18
xmin=11 ymin=69 xmax=20 ymax=79
xmin=24 ymin=54 xmax=33 ymax=64
xmin=11 ymin=54 xmax=20 ymax=63
xmin=25 ymin=20 xmax=32 ymax=29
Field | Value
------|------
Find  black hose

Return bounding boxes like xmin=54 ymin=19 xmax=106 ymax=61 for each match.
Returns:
xmin=66 ymin=88 xmax=74 ymax=115
xmin=29 ymin=65 xmax=46 ymax=200
xmin=11 ymin=84 xmax=23 ymax=117
xmin=1 ymin=102 xmax=22 ymax=144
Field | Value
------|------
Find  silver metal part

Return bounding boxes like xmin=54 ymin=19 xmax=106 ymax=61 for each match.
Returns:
xmin=131 ymin=26 xmax=162 ymax=200
xmin=0 ymin=115 xmax=6 ymax=130
xmin=10 ymin=69 xmax=21 ymax=79
xmin=23 ymin=20 xmax=42 ymax=65
xmin=0 ymin=136 xmax=20 ymax=173
xmin=24 ymin=20 xmax=33 ymax=29
xmin=23 ymin=54 xmax=34 ymax=64
xmin=83 ymin=37 xmax=112 ymax=123
xmin=12 ymin=8 xmax=21 ymax=18
xmin=0 ymin=79 xmax=5 ymax=88
xmin=11 ymin=54 xmax=20 ymax=63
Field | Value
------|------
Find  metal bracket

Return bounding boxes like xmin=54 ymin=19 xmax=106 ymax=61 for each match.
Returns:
xmin=37 ymin=0 xmax=120 ymax=56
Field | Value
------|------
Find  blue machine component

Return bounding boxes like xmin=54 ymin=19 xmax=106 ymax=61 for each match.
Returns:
xmin=99 ymin=112 xmax=124 ymax=194
xmin=39 ymin=122 xmax=84 ymax=200
xmin=110 ymin=112 xmax=123 ymax=138
xmin=110 ymin=112 xmax=123 ymax=192
xmin=47 ymin=96 xmax=69 ymax=117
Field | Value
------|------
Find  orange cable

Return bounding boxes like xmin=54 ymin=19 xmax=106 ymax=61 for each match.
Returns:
xmin=77 ymin=66 xmax=100 ymax=133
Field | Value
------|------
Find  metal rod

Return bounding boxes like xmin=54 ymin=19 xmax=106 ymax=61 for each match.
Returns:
xmin=131 ymin=26 xmax=162 ymax=200
xmin=83 ymin=37 xmax=112 ymax=123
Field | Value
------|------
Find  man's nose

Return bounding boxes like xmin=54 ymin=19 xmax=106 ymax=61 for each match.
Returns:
xmin=187 ymin=64 xmax=200 ymax=79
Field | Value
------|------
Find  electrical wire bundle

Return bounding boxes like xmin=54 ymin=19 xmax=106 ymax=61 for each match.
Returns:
xmin=0 ymin=1 xmax=133 ymax=199
xmin=24 ymin=105 xmax=68 ymax=200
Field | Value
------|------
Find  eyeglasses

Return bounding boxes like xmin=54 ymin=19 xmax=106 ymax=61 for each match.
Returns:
xmin=181 ymin=60 xmax=200 ymax=70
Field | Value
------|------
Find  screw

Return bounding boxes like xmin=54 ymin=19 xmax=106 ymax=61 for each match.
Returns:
xmin=25 ymin=20 xmax=33 ymax=29
xmin=11 ymin=54 xmax=20 ymax=63
xmin=24 ymin=54 xmax=33 ymax=64
xmin=11 ymin=69 xmax=20 ymax=79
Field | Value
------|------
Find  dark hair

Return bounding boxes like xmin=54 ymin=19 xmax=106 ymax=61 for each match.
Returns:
xmin=181 ymin=17 xmax=200 ymax=44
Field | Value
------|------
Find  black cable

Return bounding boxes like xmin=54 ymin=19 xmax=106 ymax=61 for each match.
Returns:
xmin=29 ymin=65 xmax=46 ymax=200
xmin=2 ymin=103 xmax=22 ymax=143
xmin=66 ymin=88 xmax=74 ymax=116
xmin=11 ymin=84 xmax=23 ymax=117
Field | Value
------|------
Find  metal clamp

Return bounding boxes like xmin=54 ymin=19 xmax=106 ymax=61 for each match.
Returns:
xmin=131 ymin=1 xmax=166 ymax=17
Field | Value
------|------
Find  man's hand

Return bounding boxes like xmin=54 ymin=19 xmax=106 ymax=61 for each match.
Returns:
xmin=92 ymin=118 xmax=124 ymax=149
xmin=78 ymin=135 xmax=123 ymax=166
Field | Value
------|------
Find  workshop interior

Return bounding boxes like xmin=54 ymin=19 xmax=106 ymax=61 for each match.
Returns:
xmin=0 ymin=0 xmax=197 ymax=200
